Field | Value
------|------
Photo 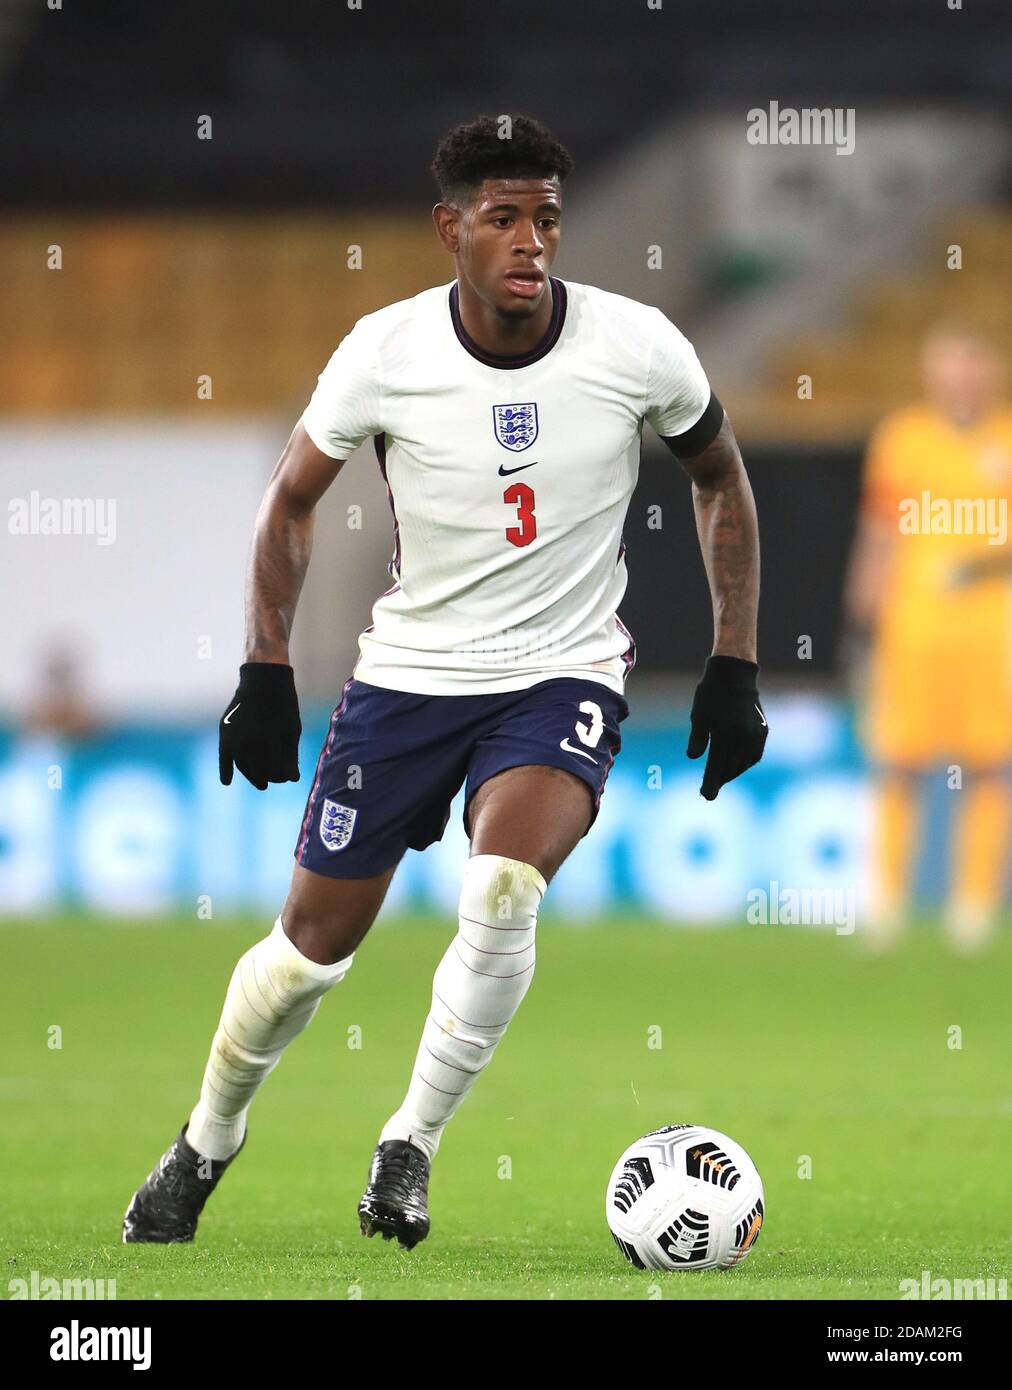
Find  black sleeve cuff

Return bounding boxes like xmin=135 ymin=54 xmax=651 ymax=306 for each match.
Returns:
xmin=660 ymin=391 xmax=725 ymax=459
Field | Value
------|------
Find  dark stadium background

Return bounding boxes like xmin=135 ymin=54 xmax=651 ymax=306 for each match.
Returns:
xmin=4 ymin=2 xmax=1008 ymax=208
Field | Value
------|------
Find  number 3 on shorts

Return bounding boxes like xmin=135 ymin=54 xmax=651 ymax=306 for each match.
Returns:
xmin=574 ymin=700 xmax=604 ymax=748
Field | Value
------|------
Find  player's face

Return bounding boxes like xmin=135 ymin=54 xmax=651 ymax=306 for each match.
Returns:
xmin=922 ymin=334 xmax=1003 ymax=423
xmin=449 ymin=177 xmax=562 ymax=317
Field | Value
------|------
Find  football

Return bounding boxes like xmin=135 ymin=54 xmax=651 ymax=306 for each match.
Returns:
xmin=606 ymin=1124 xmax=764 ymax=1271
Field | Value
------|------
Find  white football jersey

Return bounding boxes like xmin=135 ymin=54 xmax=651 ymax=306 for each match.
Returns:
xmin=301 ymin=277 xmax=712 ymax=695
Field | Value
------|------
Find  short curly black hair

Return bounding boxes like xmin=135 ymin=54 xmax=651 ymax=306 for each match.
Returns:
xmin=431 ymin=113 xmax=574 ymax=204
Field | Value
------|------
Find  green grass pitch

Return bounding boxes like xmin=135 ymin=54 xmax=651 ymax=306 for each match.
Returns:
xmin=3 ymin=915 xmax=1009 ymax=1300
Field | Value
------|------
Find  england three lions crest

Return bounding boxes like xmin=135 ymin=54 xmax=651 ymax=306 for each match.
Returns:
xmin=493 ymin=402 xmax=538 ymax=452
xmin=319 ymin=798 xmax=357 ymax=852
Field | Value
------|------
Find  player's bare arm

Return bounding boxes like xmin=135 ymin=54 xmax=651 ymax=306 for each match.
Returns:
xmin=245 ymin=423 xmax=347 ymax=664
xmin=218 ymin=424 xmax=346 ymax=790
xmin=843 ymin=512 xmax=895 ymax=636
xmin=677 ymin=412 xmax=760 ymax=664
xmin=838 ymin=508 xmax=897 ymax=688
xmin=664 ymin=412 xmax=768 ymax=800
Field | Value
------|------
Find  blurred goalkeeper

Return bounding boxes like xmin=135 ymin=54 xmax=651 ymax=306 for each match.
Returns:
xmin=844 ymin=324 xmax=1012 ymax=951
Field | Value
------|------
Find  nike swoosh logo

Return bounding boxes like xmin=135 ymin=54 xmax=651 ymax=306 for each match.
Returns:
xmin=498 ymin=460 xmax=538 ymax=476
xmin=560 ymin=737 xmax=597 ymax=764
xmin=224 ymin=704 xmax=241 ymax=724
xmin=755 ymin=704 xmax=767 ymax=728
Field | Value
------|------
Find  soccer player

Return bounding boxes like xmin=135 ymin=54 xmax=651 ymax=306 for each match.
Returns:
xmin=123 ymin=115 xmax=767 ymax=1248
xmin=845 ymin=323 xmax=1011 ymax=951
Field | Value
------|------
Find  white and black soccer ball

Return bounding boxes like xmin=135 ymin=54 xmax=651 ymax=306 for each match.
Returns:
xmin=606 ymin=1124 xmax=764 ymax=1271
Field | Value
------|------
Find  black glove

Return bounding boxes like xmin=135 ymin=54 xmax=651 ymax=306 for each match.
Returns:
xmin=686 ymin=655 xmax=768 ymax=801
xmin=219 ymin=662 xmax=302 ymax=790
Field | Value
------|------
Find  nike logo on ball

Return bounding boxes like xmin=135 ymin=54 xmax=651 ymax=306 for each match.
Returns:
xmin=498 ymin=460 xmax=538 ymax=476
xmin=224 ymin=705 xmax=241 ymax=724
xmin=559 ymin=737 xmax=597 ymax=764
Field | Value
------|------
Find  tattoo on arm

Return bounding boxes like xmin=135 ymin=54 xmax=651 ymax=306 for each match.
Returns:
xmin=673 ymin=415 xmax=760 ymax=663
xmin=244 ymin=495 xmax=315 ymax=664
xmin=243 ymin=424 xmax=346 ymax=664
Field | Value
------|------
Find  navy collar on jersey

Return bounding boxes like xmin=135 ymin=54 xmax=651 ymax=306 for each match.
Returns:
xmin=449 ymin=276 xmax=567 ymax=369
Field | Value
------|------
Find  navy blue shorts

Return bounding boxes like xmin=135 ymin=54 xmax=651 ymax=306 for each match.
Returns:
xmin=295 ymin=676 xmax=629 ymax=878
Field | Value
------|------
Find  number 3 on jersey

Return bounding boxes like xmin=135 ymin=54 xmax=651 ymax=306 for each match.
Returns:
xmin=504 ymin=481 xmax=537 ymax=547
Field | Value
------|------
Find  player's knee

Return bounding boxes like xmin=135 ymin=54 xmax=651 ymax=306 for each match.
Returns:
xmin=278 ymin=897 xmax=361 ymax=969
xmin=459 ymin=854 xmax=547 ymax=929
xmin=267 ymin=916 xmax=355 ymax=993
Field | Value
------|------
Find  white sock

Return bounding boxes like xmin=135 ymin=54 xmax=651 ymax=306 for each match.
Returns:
xmin=379 ymin=855 xmax=547 ymax=1161
xmin=186 ymin=918 xmax=353 ymax=1160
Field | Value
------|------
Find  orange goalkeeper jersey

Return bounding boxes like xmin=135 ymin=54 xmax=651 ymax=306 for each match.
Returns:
xmin=861 ymin=404 xmax=1012 ymax=766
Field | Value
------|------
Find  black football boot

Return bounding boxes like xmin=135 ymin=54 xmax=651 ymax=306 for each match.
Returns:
xmin=358 ymin=1139 xmax=431 ymax=1250
xmin=122 ymin=1123 xmax=246 ymax=1244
